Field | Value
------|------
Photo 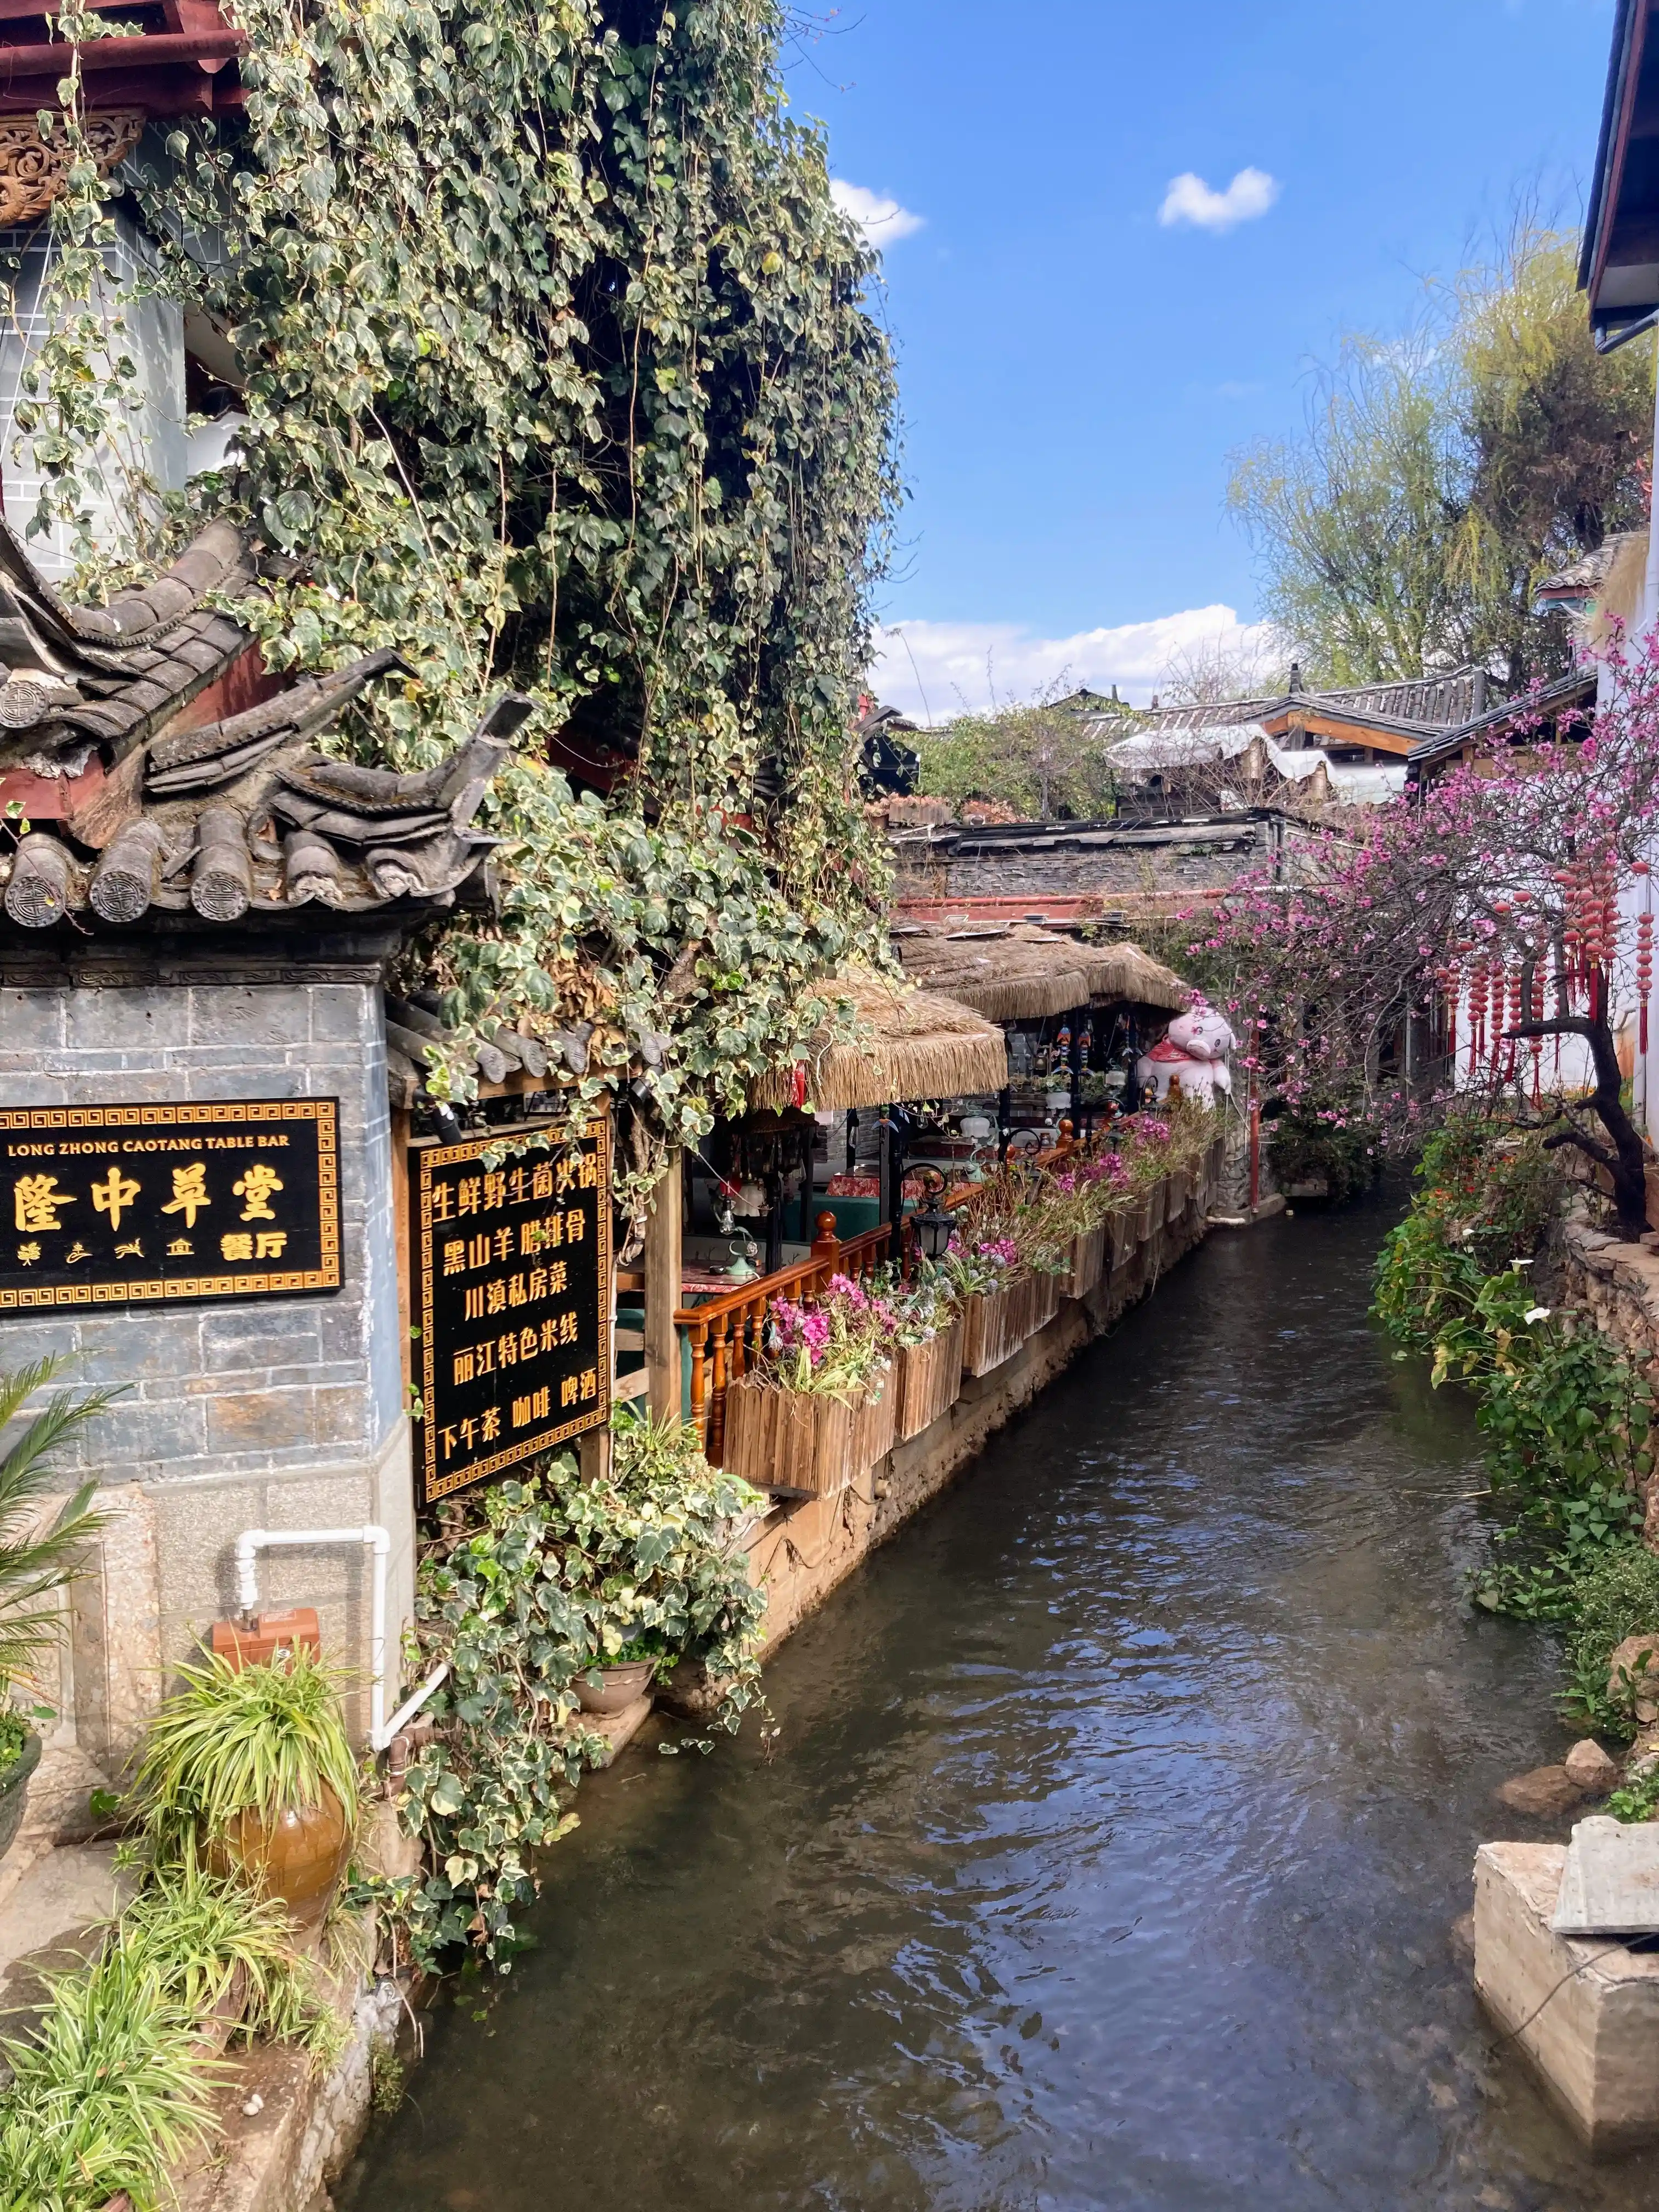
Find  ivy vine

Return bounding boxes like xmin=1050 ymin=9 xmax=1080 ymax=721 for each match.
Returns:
xmin=394 ymin=1421 xmax=769 ymax=1965
xmin=16 ymin=0 xmax=900 ymax=1191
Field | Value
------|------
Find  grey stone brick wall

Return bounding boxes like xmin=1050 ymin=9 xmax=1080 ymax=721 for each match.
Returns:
xmin=0 ymin=970 xmax=412 ymax=1765
xmin=893 ymin=840 xmax=1271 ymax=904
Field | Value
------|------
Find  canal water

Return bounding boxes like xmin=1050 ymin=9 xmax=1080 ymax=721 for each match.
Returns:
xmin=343 ymin=1194 xmax=1651 ymax=2212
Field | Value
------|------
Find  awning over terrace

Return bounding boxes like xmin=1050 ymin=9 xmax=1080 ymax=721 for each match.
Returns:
xmin=751 ymin=969 xmax=1009 ymax=1112
xmin=893 ymin=932 xmax=1091 ymax=1021
xmin=893 ymin=925 xmax=1190 ymax=1020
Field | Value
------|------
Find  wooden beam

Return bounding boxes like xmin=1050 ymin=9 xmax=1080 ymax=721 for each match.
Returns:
xmin=644 ymin=1147 xmax=682 ymax=1424
xmin=579 ymin=1426 xmax=614 ymax=1481
xmin=1258 ymin=708 xmax=1420 ymax=757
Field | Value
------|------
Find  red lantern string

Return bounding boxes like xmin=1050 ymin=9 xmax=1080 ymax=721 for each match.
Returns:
xmin=1505 ymin=964 xmax=1523 ymax=1084
xmin=1528 ymin=961 xmax=1545 ymax=1106
xmin=1467 ymin=956 xmax=1487 ymax=1075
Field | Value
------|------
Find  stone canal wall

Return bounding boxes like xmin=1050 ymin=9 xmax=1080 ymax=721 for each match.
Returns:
xmin=1548 ymin=1212 xmax=1659 ymax=1385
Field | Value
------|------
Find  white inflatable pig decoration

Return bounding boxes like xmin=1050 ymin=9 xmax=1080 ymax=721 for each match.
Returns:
xmin=1136 ymin=1001 xmax=1235 ymax=1107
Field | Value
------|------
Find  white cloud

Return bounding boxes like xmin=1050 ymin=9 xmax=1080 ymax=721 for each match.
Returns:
xmin=831 ymin=178 xmax=924 ymax=249
xmin=1158 ymin=167 xmax=1280 ymax=234
xmin=870 ymin=609 xmax=1276 ymax=725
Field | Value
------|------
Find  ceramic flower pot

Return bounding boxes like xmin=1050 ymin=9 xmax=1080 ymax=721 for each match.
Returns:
xmin=207 ymin=1785 xmax=351 ymax=1935
xmin=573 ymin=1660 xmax=657 ymax=1716
xmin=0 ymin=1728 xmax=40 ymax=1866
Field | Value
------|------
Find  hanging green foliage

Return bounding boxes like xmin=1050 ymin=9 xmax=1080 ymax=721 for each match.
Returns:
xmin=20 ymin=0 xmax=900 ymax=1184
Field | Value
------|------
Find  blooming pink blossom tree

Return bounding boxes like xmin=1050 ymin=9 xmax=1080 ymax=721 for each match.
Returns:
xmin=1202 ymin=630 xmax=1659 ymax=1239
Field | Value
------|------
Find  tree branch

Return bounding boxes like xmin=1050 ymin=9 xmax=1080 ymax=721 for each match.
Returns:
xmin=1542 ymin=1125 xmax=1616 ymax=1170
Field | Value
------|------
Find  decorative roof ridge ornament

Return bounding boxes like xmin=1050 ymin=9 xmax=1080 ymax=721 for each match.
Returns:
xmin=0 ymin=515 xmax=248 ymax=655
xmin=1 ymin=684 xmax=531 ymax=931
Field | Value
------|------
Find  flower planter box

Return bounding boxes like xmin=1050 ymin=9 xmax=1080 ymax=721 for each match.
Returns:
xmin=1144 ymin=1180 xmax=1167 ymax=1232
xmin=1167 ymin=1167 xmax=1190 ymax=1221
xmin=1109 ymin=1206 xmax=1135 ymax=1267
xmin=724 ymin=1372 xmax=893 ymax=1497
xmin=1028 ymin=1269 xmax=1062 ymax=1333
xmin=961 ymin=1280 xmax=1029 ymax=1377
xmin=894 ymin=1321 xmax=964 ymax=1442
xmin=853 ymin=1373 xmax=898 ymax=1470
xmin=1064 ymin=1224 xmax=1107 ymax=1301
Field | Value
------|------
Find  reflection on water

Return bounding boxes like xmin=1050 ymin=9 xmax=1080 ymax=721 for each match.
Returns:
xmin=343 ymin=1195 xmax=1649 ymax=2211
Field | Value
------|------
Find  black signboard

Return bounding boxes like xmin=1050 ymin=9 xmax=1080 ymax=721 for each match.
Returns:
xmin=411 ymin=1116 xmax=612 ymax=1506
xmin=0 ymin=1099 xmax=342 ymax=1312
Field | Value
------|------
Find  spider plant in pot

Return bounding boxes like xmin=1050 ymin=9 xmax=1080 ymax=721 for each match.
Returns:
xmin=132 ymin=1645 xmax=360 ymax=1936
xmin=0 ymin=1356 xmax=120 ymax=1865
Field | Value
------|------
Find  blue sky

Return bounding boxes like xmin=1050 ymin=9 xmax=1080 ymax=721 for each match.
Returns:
xmin=802 ymin=0 xmax=1620 ymax=718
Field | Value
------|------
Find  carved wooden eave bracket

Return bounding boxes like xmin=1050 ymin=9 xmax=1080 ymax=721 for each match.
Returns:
xmin=0 ymin=111 xmax=145 ymax=227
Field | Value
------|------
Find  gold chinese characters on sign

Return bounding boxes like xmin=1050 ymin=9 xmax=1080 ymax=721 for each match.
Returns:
xmin=411 ymin=1118 xmax=612 ymax=1506
xmin=0 ymin=1101 xmax=342 ymax=1311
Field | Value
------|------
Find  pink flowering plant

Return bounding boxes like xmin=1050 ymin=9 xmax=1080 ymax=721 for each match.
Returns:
xmin=936 ymin=1099 xmax=1217 ymax=1283
xmin=870 ymin=1262 xmax=955 ymax=1348
xmin=762 ymin=1273 xmax=896 ymax=1398
xmin=1201 ymin=627 xmax=1659 ymax=1240
xmin=938 ymin=1232 xmax=1022 ymax=1300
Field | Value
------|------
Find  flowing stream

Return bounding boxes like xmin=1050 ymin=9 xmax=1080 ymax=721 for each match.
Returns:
xmin=342 ymin=1194 xmax=1652 ymax=2212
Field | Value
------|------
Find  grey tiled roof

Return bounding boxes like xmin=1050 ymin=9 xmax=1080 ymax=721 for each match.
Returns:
xmin=0 ymin=517 xmax=256 ymax=769
xmin=1136 ymin=666 xmax=1495 ymax=738
xmin=0 ymin=521 xmax=529 ymax=932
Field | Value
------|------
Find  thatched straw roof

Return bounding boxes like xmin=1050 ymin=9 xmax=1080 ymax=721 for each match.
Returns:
xmin=893 ymin=932 xmax=1091 ymax=1022
xmin=1007 ymin=927 xmax=1190 ymax=1013
xmin=751 ymin=972 xmax=1007 ymax=1111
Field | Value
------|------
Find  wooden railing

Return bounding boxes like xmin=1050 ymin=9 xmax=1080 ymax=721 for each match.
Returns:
xmin=676 ymin=1217 xmax=891 ymax=1463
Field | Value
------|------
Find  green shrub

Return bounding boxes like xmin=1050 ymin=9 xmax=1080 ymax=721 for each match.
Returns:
xmin=1373 ymin=1112 xmax=1564 ymax=1355
xmin=0 ymin=1356 xmax=123 ymax=1720
xmin=117 ymin=1861 xmax=337 ymax=2056
xmin=0 ymin=1937 xmax=219 ymax=2212
xmin=1564 ymin=1545 xmax=1659 ymax=1739
xmin=1266 ymin=1105 xmax=1379 ymax=1201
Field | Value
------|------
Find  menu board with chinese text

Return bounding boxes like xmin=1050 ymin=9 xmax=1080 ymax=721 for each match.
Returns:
xmin=411 ymin=1116 xmax=612 ymax=1506
xmin=0 ymin=1099 xmax=341 ymax=1311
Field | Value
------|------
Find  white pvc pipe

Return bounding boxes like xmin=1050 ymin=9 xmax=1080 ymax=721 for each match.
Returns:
xmin=381 ymin=1662 xmax=450 ymax=1746
xmin=234 ymin=1524 xmax=410 ymax=1750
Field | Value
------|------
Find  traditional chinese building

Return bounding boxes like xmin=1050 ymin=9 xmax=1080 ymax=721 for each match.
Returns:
xmin=0 ymin=515 xmax=523 ymax=1779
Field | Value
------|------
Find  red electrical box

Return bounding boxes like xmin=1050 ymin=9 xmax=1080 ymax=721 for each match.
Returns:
xmin=210 ymin=1607 xmax=321 ymax=1669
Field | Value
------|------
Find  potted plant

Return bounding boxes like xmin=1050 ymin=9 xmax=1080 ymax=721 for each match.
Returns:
xmin=572 ymin=1629 xmax=670 ymax=1715
xmin=132 ymin=1645 xmax=360 ymax=1936
xmin=0 ymin=1356 xmax=120 ymax=1865
xmin=724 ymin=1276 xmax=896 ymax=1494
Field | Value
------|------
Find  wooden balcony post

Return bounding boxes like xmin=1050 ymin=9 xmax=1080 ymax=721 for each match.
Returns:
xmin=686 ymin=1315 xmax=709 ymax=1444
xmin=709 ymin=1309 xmax=732 ymax=1464
xmin=645 ymin=1146 xmax=682 ymax=1424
